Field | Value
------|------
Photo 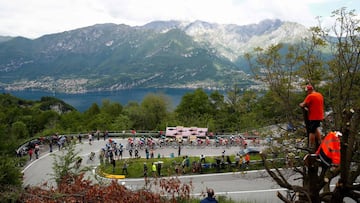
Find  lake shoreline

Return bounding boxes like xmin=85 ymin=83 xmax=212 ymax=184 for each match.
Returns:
xmin=2 ymin=88 xmax=223 ymax=112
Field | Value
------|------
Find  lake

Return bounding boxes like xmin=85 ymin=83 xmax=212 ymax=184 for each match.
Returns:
xmin=3 ymin=88 xmax=219 ymax=112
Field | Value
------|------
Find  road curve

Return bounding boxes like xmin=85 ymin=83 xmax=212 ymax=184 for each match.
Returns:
xmin=23 ymin=138 xmax=287 ymax=202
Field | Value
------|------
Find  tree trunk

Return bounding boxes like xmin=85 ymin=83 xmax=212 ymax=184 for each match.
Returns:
xmin=304 ymin=161 xmax=322 ymax=203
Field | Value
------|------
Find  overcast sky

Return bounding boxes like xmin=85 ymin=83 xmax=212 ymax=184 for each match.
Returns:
xmin=0 ymin=0 xmax=358 ymax=39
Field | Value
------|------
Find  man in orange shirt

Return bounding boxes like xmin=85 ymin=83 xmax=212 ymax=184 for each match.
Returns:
xmin=299 ymin=85 xmax=324 ymax=151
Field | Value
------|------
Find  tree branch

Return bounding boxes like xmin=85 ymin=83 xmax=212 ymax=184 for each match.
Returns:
xmin=261 ymin=153 xmax=292 ymax=188
xmin=277 ymin=191 xmax=292 ymax=203
xmin=293 ymin=166 xmax=304 ymax=176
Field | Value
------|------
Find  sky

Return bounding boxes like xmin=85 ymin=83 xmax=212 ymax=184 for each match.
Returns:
xmin=0 ymin=0 xmax=358 ymax=39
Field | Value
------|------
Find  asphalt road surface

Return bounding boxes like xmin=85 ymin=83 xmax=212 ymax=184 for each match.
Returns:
xmin=22 ymin=138 xmax=353 ymax=203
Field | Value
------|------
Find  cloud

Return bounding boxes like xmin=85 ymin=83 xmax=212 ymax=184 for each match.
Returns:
xmin=101 ymin=0 xmax=315 ymax=25
xmin=0 ymin=0 xmax=357 ymax=38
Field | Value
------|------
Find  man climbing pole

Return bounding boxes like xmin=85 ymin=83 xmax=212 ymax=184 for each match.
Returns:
xmin=299 ymin=84 xmax=324 ymax=152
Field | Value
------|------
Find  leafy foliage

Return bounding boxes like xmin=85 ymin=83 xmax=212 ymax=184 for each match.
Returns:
xmin=0 ymin=156 xmax=23 ymax=187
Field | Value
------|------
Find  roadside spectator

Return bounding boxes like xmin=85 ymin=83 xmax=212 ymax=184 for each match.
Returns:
xmin=59 ymin=136 xmax=66 ymax=148
xmin=16 ymin=149 xmax=21 ymax=157
xmin=182 ymin=157 xmax=186 ymax=174
xmin=88 ymin=133 xmax=92 ymax=145
xmin=78 ymin=133 xmax=82 ymax=143
xmin=57 ymin=140 xmax=62 ymax=151
xmin=122 ymin=160 xmax=128 ymax=175
xmin=245 ymin=153 xmax=250 ymax=166
xmin=175 ymin=163 xmax=180 ymax=175
xmin=200 ymin=188 xmax=218 ymax=203
xmin=104 ymin=130 xmax=109 ymax=141
xmin=299 ymin=84 xmax=324 ymax=151
xmin=143 ymin=163 xmax=148 ymax=177
xmin=152 ymin=162 xmax=157 ymax=177
xmin=197 ymin=161 xmax=203 ymax=173
xmin=150 ymin=149 xmax=154 ymax=159
xmin=114 ymin=144 xmax=119 ymax=160
xmin=235 ymin=153 xmax=240 ymax=168
xmin=226 ymin=155 xmax=232 ymax=168
xmin=135 ymin=148 xmax=139 ymax=158
xmin=99 ymin=149 xmax=105 ymax=165
xmin=157 ymin=162 xmax=162 ymax=177
xmin=145 ymin=147 xmax=149 ymax=159
xmin=129 ymin=148 xmax=133 ymax=158
xmin=49 ymin=141 xmax=53 ymax=153
xmin=240 ymin=155 xmax=245 ymax=169
xmin=111 ymin=157 xmax=116 ymax=173
xmin=119 ymin=144 xmax=123 ymax=159
xmin=185 ymin=156 xmax=190 ymax=168
xmin=34 ymin=144 xmax=40 ymax=159
xmin=316 ymin=131 xmax=341 ymax=168
xmin=200 ymin=154 xmax=206 ymax=163
xmin=28 ymin=148 xmax=33 ymax=161
xmin=215 ymin=157 xmax=221 ymax=172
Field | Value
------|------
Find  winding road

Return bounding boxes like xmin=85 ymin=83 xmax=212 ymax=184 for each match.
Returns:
xmin=21 ymin=138 xmax=304 ymax=202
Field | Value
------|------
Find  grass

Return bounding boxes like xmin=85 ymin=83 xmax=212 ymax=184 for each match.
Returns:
xmin=97 ymin=153 xmax=288 ymax=178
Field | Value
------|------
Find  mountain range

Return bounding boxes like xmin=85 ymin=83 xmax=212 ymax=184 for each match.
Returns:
xmin=0 ymin=19 xmax=311 ymax=93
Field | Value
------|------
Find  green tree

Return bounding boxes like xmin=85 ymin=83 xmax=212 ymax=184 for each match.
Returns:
xmin=59 ymin=111 xmax=84 ymax=132
xmin=0 ymin=156 xmax=23 ymax=186
xmin=141 ymin=93 xmax=170 ymax=130
xmin=123 ymin=101 xmax=145 ymax=130
xmin=11 ymin=121 xmax=28 ymax=139
xmin=100 ymin=99 xmax=123 ymax=117
xmin=86 ymin=113 xmax=114 ymax=131
xmin=0 ymin=156 xmax=23 ymax=201
xmin=85 ymin=103 xmax=101 ymax=117
xmin=35 ymin=110 xmax=60 ymax=132
xmin=238 ymin=90 xmax=263 ymax=130
xmin=110 ymin=114 xmax=132 ymax=131
xmin=217 ymin=85 xmax=243 ymax=132
xmin=175 ymin=88 xmax=213 ymax=127
xmin=208 ymin=91 xmax=227 ymax=132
